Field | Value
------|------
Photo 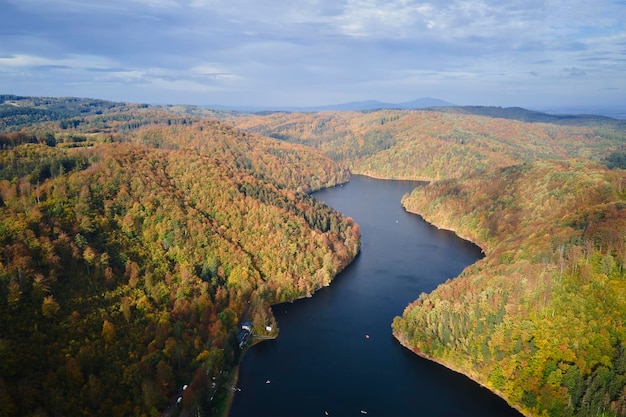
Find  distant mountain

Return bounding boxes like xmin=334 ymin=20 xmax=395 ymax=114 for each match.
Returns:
xmin=534 ymin=105 xmax=626 ymax=120
xmin=311 ymin=99 xmax=391 ymax=111
xmin=231 ymin=101 xmax=626 ymax=129
xmin=395 ymin=97 xmax=455 ymax=109
xmin=203 ymin=97 xmax=455 ymax=113
xmin=431 ymin=105 xmax=626 ymax=128
xmin=307 ymin=97 xmax=455 ymax=111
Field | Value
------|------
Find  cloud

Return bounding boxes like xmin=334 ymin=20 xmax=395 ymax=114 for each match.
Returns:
xmin=562 ymin=67 xmax=587 ymax=77
xmin=0 ymin=0 xmax=624 ymax=107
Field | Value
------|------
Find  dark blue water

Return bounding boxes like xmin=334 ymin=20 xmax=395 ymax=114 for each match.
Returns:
xmin=229 ymin=175 xmax=521 ymax=417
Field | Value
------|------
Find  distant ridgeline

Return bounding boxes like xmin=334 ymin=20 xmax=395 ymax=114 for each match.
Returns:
xmin=430 ymin=105 xmax=626 ymax=128
xmin=0 ymin=101 xmax=358 ymax=416
xmin=0 ymin=94 xmax=237 ymax=134
xmin=230 ymin=108 xmax=626 ymax=180
xmin=229 ymin=108 xmax=626 ymax=417
xmin=2 ymin=95 xmax=626 ymax=417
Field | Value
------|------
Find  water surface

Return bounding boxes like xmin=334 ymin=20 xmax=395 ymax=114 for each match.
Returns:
xmin=229 ymin=175 xmax=521 ymax=417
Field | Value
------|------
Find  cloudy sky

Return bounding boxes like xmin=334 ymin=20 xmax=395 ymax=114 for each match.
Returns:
xmin=1 ymin=0 xmax=625 ymax=108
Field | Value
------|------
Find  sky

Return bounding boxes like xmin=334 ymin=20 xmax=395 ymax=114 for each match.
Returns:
xmin=0 ymin=0 xmax=625 ymax=109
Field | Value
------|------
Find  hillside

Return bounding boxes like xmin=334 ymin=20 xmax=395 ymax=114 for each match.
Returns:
xmin=0 ymin=117 xmax=359 ymax=416
xmin=431 ymin=106 xmax=626 ymax=128
xmin=393 ymin=160 xmax=626 ymax=417
xmin=4 ymin=96 xmax=626 ymax=417
xmin=231 ymin=107 xmax=626 ymax=416
xmin=0 ymin=94 xmax=236 ymax=133
xmin=230 ymin=109 xmax=626 ymax=180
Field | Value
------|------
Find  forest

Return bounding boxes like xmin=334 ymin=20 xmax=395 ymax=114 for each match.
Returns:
xmin=230 ymin=108 xmax=626 ymax=417
xmin=230 ymin=109 xmax=626 ymax=180
xmin=394 ymin=161 xmax=626 ymax=417
xmin=0 ymin=99 xmax=359 ymax=416
xmin=3 ymin=95 xmax=626 ymax=417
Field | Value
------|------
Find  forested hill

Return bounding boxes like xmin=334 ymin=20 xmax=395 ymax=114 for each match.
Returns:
xmin=0 ymin=114 xmax=359 ymax=416
xmin=0 ymin=94 xmax=235 ymax=132
xmin=230 ymin=107 xmax=626 ymax=417
xmin=230 ymin=109 xmax=626 ymax=180
xmin=393 ymin=160 xmax=626 ymax=417
xmin=4 ymin=95 xmax=626 ymax=417
xmin=430 ymin=106 xmax=626 ymax=128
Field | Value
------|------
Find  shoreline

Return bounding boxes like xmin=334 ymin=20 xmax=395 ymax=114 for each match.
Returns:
xmin=351 ymin=170 xmax=433 ymax=183
xmin=217 ymin=247 xmax=358 ymax=417
xmin=219 ymin=178 xmax=362 ymax=417
xmin=395 ymin=197 xmax=525 ymax=416
xmin=221 ymin=175 xmax=519 ymax=416
xmin=393 ymin=334 xmax=526 ymax=417
xmin=218 ymin=334 xmax=278 ymax=417
xmin=402 ymin=204 xmax=491 ymax=255
xmin=218 ymin=365 xmax=239 ymax=417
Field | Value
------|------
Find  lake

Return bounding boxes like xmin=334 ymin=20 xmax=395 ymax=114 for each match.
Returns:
xmin=229 ymin=175 xmax=522 ymax=417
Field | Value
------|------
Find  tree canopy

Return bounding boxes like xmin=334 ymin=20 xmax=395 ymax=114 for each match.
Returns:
xmin=0 ymin=114 xmax=358 ymax=416
xmin=231 ymin=108 xmax=626 ymax=417
xmin=394 ymin=160 xmax=626 ymax=417
xmin=3 ymin=96 xmax=626 ymax=417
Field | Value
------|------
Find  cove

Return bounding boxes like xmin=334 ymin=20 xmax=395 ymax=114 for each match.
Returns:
xmin=229 ymin=175 xmax=522 ymax=417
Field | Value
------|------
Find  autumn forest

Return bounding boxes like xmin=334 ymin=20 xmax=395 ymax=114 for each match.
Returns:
xmin=1 ymin=95 xmax=626 ymax=417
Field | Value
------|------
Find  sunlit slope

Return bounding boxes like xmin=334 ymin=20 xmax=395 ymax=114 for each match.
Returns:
xmin=393 ymin=160 xmax=626 ymax=417
xmin=231 ymin=110 xmax=625 ymax=180
xmin=0 ymin=120 xmax=359 ymax=416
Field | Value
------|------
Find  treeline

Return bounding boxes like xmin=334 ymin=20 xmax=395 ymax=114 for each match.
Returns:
xmin=393 ymin=160 xmax=626 ymax=417
xmin=0 ymin=95 xmax=136 ymax=130
xmin=0 ymin=131 xmax=113 ymax=150
xmin=0 ymin=95 xmax=235 ymax=133
xmin=0 ymin=119 xmax=359 ymax=416
xmin=431 ymin=105 xmax=626 ymax=129
xmin=230 ymin=110 xmax=626 ymax=180
xmin=607 ymin=146 xmax=626 ymax=169
xmin=124 ymin=121 xmax=350 ymax=193
xmin=0 ymin=145 xmax=94 ymax=186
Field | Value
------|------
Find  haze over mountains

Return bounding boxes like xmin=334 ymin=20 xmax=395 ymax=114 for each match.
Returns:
xmin=204 ymin=97 xmax=454 ymax=113
xmin=202 ymin=97 xmax=626 ymax=120
xmin=3 ymin=93 xmax=624 ymax=123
